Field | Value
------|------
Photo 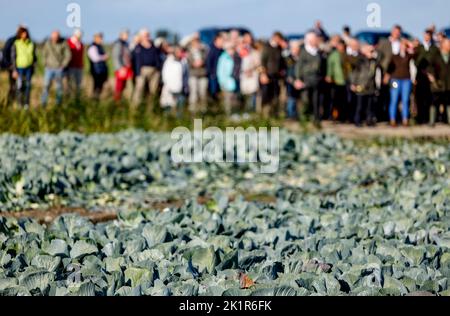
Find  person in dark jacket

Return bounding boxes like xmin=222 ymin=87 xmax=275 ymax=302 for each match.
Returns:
xmin=427 ymin=38 xmax=450 ymax=125
xmin=294 ymin=32 xmax=325 ymax=127
xmin=132 ymin=29 xmax=162 ymax=106
xmin=260 ymin=31 xmax=286 ymax=118
xmin=2 ymin=26 xmax=26 ymax=105
xmin=206 ymin=33 xmax=224 ymax=101
xmin=415 ymin=29 xmax=440 ymax=124
xmin=350 ymin=45 xmax=379 ymax=127
xmin=87 ymin=33 xmax=109 ymax=101
xmin=285 ymin=41 xmax=301 ymax=120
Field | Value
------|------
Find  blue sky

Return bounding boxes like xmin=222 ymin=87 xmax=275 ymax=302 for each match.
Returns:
xmin=0 ymin=0 xmax=449 ymax=41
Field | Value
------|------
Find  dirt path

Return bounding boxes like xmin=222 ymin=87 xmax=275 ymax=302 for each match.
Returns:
xmin=285 ymin=121 xmax=450 ymax=140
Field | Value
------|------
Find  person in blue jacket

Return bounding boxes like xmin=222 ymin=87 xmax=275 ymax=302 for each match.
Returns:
xmin=217 ymin=42 xmax=237 ymax=115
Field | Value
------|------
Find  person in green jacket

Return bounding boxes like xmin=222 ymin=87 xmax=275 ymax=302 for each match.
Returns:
xmin=326 ymin=37 xmax=349 ymax=122
xmin=41 ymin=30 xmax=71 ymax=106
xmin=11 ymin=27 xmax=37 ymax=108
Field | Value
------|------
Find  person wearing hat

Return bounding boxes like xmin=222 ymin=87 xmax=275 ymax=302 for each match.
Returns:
xmin=87 ymin=32 xmax=109 ymax=100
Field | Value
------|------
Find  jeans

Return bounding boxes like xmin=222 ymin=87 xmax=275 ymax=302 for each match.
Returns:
xmin=42 ymin=68 xmax=64 ymax=106
xmin=208 ymin=75 xmax=220 ymax=100
xmin=389 ymin=79 xmax=412 ymax=121
xmin=66 ymin=68 xmax=83 ymax=98
xmin=16 ymin=67 xmax=33 ymax=106
xmin=286 ymin=97 xmax=298 ymax=119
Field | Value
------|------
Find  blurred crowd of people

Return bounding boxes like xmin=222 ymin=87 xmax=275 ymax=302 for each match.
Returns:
xmin=1 ymin=22 xmax=450 ymax=127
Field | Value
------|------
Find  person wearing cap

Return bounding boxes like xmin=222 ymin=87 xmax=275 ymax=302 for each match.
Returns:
xmin=260 ymin=31 xmax=286 ymax=118
xmin=11 ymin=26 xmax=37 ymax=108
xmin=87 ymin=32 xmax=109 ymax=100
xmin=67 ymin=29 xmax=84 ymax=100
xmin=131 ymin=29 xmax=163 ymax=107
xmin=41 ymin=30 xmax=71 ymax=106
xmin=112 ymin=29 xmax=132 ymax=101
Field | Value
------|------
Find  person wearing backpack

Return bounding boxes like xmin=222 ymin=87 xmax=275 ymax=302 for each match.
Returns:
xmin=11 ymin=27 xmax=37 ymax=108
xmin=41 ymin=30 xmax=71 ymax=106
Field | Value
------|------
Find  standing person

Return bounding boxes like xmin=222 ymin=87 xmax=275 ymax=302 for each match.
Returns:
xmin=217 ymin=42 xmax=237 ymax=115
xmin=313 ymin=20 xmax=330 ymax=42
xmin=11 ymin=27 xmax=36 ymax=108
xmin=66 ymin=29 xmax=84 ymax=100
xmin=427 ymin=38 xmax=450 ymax=126
xmin=415 ymin=29 xmax=439 ymax=124
xmin=378 ymin=25 xmax=404 ymax=121
xmin=387 ymin=40 xmax=415 ymax=127
xmin=131 ymin=29 xmax=162 ymax=106
xmin=87 ymin=33 xmax=109 ymax=101
xmin=260 ymin=31 xmax=286 ymax=118
xmin=285 ymin=41 xmax=301 ymax=120
xmin=41 ymin=30 xmax=71 ymax=106
xmin=350 ymin=45 xmax=378 ymax=127
xmin=326 ymin=38 xmax=350 ymax=122
xmin=1 ymin=26 xmax=25 ymax=105
xmin=342 ymin=26 xmax=352 ymax=45
xmin=240 ymin=37 xmax=262 ymax=112
xmin=206 ymin=33 xmax=225 ymax=101
xmin=160 ymin=46 xmax=184 ymax=117
xmin=294 ymin=32 xmax=325 ymax=127
xmin=187 ymin=35 xmax=208 ymax=113
xmin=112 ymin=29 xmax=132 ymax=102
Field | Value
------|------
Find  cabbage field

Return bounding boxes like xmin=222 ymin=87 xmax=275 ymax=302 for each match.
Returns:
xmin=0 ymin=131 xmax=449 ymax=296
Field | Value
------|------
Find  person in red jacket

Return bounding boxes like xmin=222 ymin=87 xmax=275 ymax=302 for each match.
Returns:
xmin=66 ymin=29 xmax=84 ymax=99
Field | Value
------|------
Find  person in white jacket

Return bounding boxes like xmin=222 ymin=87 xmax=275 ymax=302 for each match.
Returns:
xmin=161 ymin=46 xmax=184 ymax=116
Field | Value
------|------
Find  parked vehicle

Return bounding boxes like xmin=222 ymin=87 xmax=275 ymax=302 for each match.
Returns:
xmin=355 ymin=30 xmax=412 ymax=46
xmin=199 ymin=27 xmax=252 ymax=46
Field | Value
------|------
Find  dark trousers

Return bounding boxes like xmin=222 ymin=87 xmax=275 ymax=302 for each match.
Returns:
xmin=330 ymin=84 xmax=348 ymax=122
xmin=430 ymin=91 xmax=450 ymax=125
xmin=208 ymin=75 xmax=220 ymax=100
xmin=261 ymin=77 xmax=280 ymax=106
xmin=415 ymin=79 xmax=432 ymax=124
xmin=354 ymin=94 xmax=374 ymax=126
xmin=8 ymin=69 xmax=17 ymax=104
xmin=92 ymin=72 xmax=108 ymax=100
xmin=302 ymin=86 xmax=321 ymax=123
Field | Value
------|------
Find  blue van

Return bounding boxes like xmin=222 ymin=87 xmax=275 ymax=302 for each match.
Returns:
xmin=355 ymin=30 xmax=412 ymax=46
xmin=198 ymin=27 xmax=252 ymax=46
xmin=443 ymin=28 xmax=450 ymax=38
